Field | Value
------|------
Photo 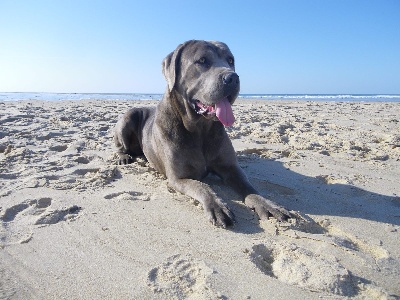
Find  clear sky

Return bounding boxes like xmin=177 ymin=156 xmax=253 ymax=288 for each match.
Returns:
xmin=1 ymin=0 xmax=399 ymax=94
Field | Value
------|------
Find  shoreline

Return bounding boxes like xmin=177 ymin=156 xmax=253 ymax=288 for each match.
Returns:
xmin=1 ymin=99 xmax=399 ymax=299
xmin=1 ymin=92 xmax=400 ymax=102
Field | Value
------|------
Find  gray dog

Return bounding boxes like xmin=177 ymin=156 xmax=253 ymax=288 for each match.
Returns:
xmin=114 ymin=40 xmax=293 ymax=227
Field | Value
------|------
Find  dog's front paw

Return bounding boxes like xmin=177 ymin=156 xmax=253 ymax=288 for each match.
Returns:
xmin=245 ymin=194 xmax=293 ymax=222
xmin=204 ymin=199 xmax=235 ymax=228
xmin=116 ymin=154 xmax=134 ymax=165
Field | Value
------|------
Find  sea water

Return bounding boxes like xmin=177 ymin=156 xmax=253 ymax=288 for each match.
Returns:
xmin=0 ymin=92 xmax=163 ymax=102
xmin=1 ymin=92 xmax=400 ymax=102
xmin=239 ymin=94 xmax=400 ymax=102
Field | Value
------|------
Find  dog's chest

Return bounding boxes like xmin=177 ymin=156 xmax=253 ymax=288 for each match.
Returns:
xmin=170 ymin=135 xmax=222 ymax=176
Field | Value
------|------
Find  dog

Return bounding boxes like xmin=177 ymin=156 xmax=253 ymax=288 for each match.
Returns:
xmin=114 ymin=40 xmax=293 ymax=227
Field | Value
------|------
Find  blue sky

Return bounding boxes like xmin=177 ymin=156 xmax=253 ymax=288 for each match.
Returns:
xmin=1 ymin=0 xmax=399 ymax=94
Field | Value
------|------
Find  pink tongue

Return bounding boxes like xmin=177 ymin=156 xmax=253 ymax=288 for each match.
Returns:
xmin=215 ymin=98 xmax=235 ymax=126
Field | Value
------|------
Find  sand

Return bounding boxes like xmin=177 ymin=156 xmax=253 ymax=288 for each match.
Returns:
xmin=1 ymin=99 xmax=399 ymax=299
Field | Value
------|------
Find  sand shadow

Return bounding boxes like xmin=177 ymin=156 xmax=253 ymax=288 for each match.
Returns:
xmin=231 ymin=154 xmax=400 ymax=228
xmin=124 ymin=154 xmax=399 ymax=234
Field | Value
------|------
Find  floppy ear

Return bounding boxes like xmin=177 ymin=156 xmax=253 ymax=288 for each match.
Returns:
xmin=162 ymin=42 xmax=186 ymax=92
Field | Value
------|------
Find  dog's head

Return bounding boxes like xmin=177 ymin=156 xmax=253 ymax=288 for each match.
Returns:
xmin=162 ymin=40 xmax=240 ymax=127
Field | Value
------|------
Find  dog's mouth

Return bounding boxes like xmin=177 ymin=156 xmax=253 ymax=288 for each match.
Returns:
xmin=193 ymin=97 xmax=235 ymax=127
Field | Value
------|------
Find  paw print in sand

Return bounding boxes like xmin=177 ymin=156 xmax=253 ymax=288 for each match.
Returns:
xmin=0 ymin=198 xmax=81 ymax=246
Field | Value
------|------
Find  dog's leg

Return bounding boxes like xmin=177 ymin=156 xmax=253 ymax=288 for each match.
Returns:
xmin=215 ymin=165 xmax=293 ymax=222
xmin=168 ymin=178 xmax=235 ymax=227
xmin=114 ymin=110 xmax=145 ymax=165
xmin=114 ymin=133 xmax=134 ymax=165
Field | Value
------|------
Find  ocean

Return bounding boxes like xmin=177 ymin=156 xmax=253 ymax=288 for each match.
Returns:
xmin=1 ymin=92 xmax=400 ymax=102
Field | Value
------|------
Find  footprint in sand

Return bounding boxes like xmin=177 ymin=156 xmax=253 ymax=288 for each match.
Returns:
xmin=0 ymin=198 xmax=81 ymax=246
xmin=259 ymin=218 xmax=398 ymax=297
xmin=47 ymin=166 xmax=118 ymax=191
xmin=34 ymin=205 xmax=81 ymax=225
xmin=249 ymin=241 xmax=357 ymax=296
xmin=286 ymin=217 xmax=393 ymax=264
xmin=1 ymin=198 xmax=52 ymax=222
xmin=104 ymin=191 xmax=150 ymax=201
xmin=48 ymin=144 xmax=69 ymax=152
xmin=147 ymin=254 xmax=222 ymax=299
xmin=321 ymin=222 xmax=396 ymax=270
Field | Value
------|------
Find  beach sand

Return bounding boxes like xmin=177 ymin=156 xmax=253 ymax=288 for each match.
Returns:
xmin=1 ymin=99 xmax=399 ymax=299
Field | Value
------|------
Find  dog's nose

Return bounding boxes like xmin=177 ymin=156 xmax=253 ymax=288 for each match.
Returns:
xmin=222 ymin=73 xmax=239 ymax=86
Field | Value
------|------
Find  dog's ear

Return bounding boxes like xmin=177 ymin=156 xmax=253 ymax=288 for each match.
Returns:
xmin=162 ymin=42 xmax=186 ymax=92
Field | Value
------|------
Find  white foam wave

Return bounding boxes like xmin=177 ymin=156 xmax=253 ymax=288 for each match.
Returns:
xmin=238 ymin=94 xmax=400 ymax=102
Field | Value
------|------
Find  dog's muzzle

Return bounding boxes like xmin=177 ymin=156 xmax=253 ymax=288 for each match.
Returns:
xmin=192 ymin=72 xmax=239 ymax=127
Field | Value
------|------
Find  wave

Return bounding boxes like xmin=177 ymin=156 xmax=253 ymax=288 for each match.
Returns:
xmin=238 ymin=94 xmax=400 ymax=101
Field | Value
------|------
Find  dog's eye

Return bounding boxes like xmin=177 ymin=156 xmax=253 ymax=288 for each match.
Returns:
xmin=198 ymin=57 xmax=207 ymax=64
xmin=228 ymin=57 xmax=234 ymax=65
